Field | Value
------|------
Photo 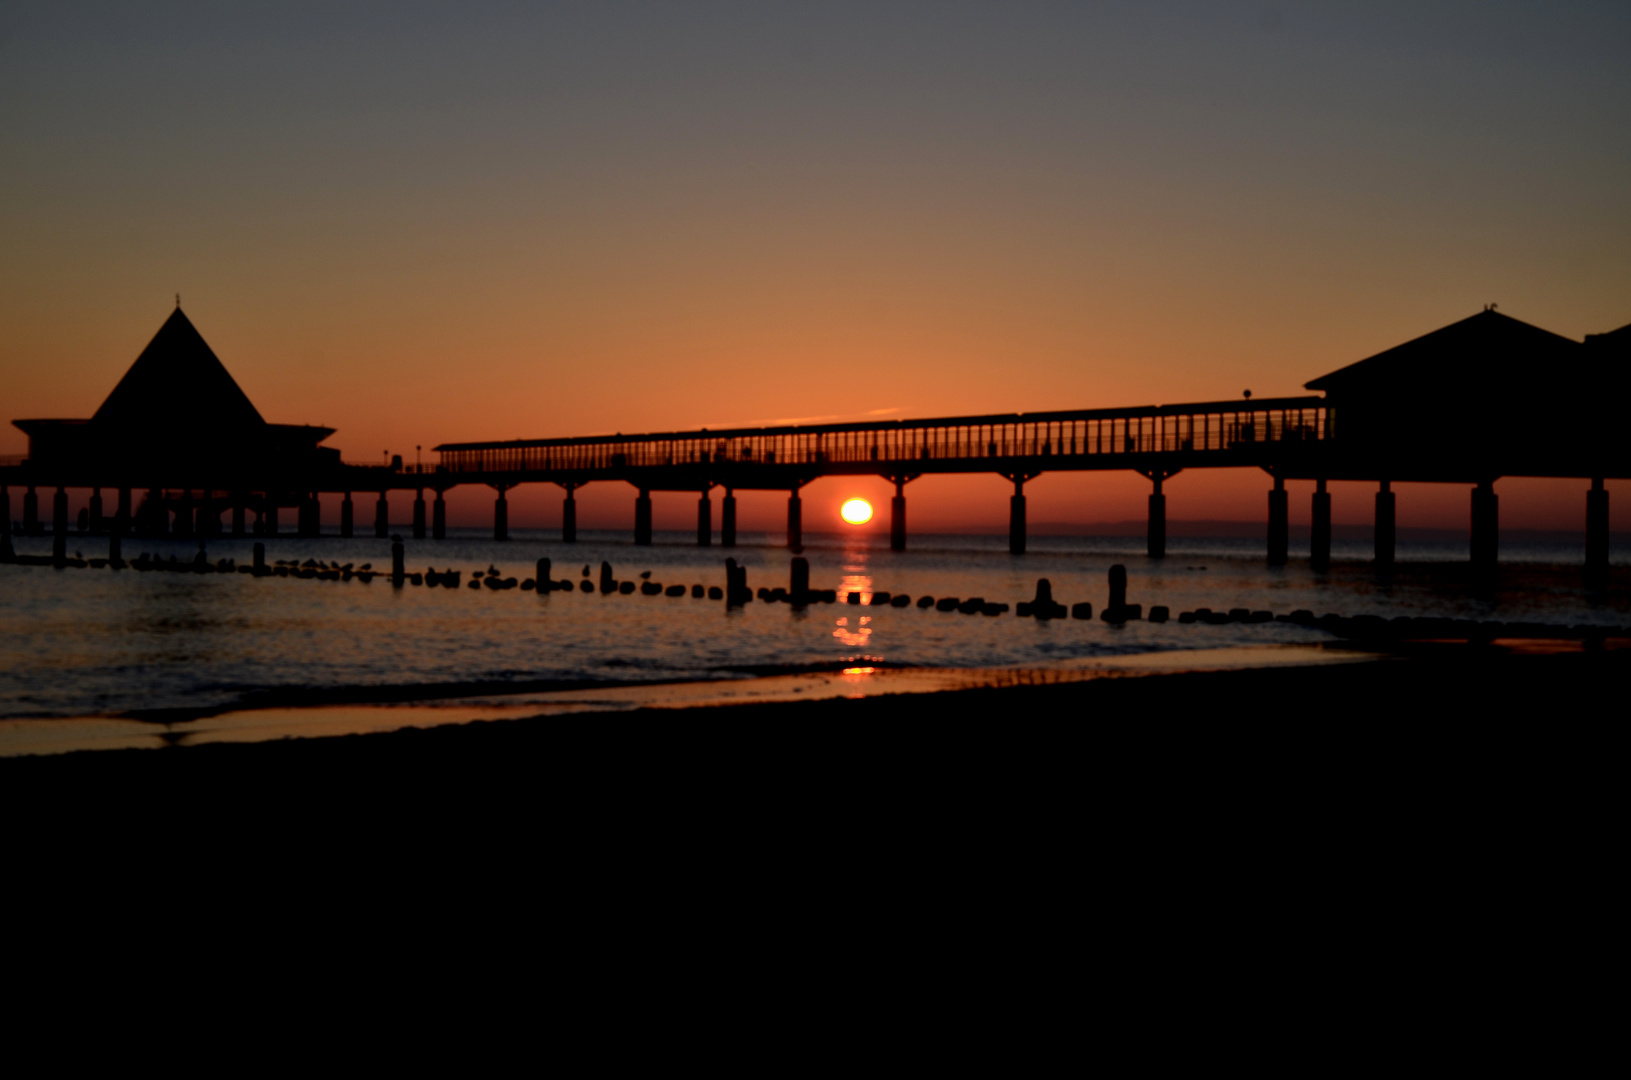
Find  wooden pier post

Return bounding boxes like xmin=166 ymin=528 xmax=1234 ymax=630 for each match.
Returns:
xmin=116 ymin=488 xmax=131 ymax=536
xmin=1267 ymin=475 xmax=1288 ymax=566
xmin=891 ymin=478 xmax=907 ymax=552
xmin=1009 ymin=475 xmax=1027 ymax=555
xmin=0 ymin=485 xmax=8 ymax=538
xmin=1310 ymin=478 xmax=1331 ymax=571
xmin=299 ymin=493 xmax=320 ymax=538
xmin=1586 ymin=478 xmax=1609 ymax=584
xmin=340 ymin=492 xmax=354 ymax=538
xmin=721 ymin=488 xmax=737 ymax=548
xmin=493 ymin=485 xmax=509 ymax=541
xmin=52 ymin=486 xmax=67 ymax=562
xmin=176 ymin=490 xmax=195 ymax=539
xmin=433 ymin=489 xmax=447 ymax=539
xmin=1471 ymin=480 xmax=1498 ymax=568
xmin=787 ymin=489 xmax=803 ymax=553
xmin=22 ymin=486 xmax=39 ymax=535
xmin=697 ymin=489 xmax=712 ymax=547
xmin=562 ymin=486 xmax=577 ymax=543
xmin=231 ymin=498 xmax=246 ymax=537
xmin=634 ymin=488 xmax=652 ymax=545
xmin=89 ymin=488 xmax=103 ymax=533
xmin=265 ymin=497 xmax=279 ymax=538
xmin=1148 ymin=475 xmax=1166 ymax=559
xmin=413 ymin=489 xmax=426 ymax=540
xmin=374 ymin=492 xmax=389 ymax=538
xmin=1374 ymin=481 xmax=1395 ymax=565
xmin=391 ymin=535 xmax=405 ymax=586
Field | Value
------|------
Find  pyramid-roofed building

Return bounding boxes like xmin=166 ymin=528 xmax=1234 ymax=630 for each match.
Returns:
xmin=1302 ymin=309 xmax=1627 ymax=479
xmin=13 ymin=307 xmax=339 ymax=486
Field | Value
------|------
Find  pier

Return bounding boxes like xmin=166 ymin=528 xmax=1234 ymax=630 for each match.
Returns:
xmin=4 ymin=306 xmax=1627 ymax=574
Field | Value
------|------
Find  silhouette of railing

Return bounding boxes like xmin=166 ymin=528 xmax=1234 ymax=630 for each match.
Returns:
xmin=435 ymin=398 xmax=1327 ymax=477
xmin=0 ymin=455 xmax=28 ymax=468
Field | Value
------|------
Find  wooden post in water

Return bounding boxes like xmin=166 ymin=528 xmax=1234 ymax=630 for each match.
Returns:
xmin=1310 ymin=478 xmax=1331 ymax=571
xmin=22 ymin=486 xmax=39 ymax=535
xmin=697 ymin=488 xmax=712 ymax=546
xmin=493 ymin=485 xmax=509 ymax=541
xmin=634 ymin=488 xmax=652 ymax=545
xmin=433 ymin=489 xmax=447 ymax=540
xmin=1009 ymin=475 xmax=1027 ymax=555
xmin=1586 ymin=477 xmax=1609 ymax=586
xmin=787 ymin=488 xmax=803 ymax=553
xmin=340 ymin=493 xmax=354 ymax=538
xmin=116 ymin=488 xmax=131 ymax=536
xmin=891 ymin=478 xmax=907 ymax=553
xmin=52 ymin=486 xmax=67 ymax=563
xmin=1267 ymin=475 xmax=1288 ymax=566
xmin=721 ymin=488 xmax=737 ymax=548
xmin=89 ymin=488 xmax=103 ymax=533
xmin=1471 ymin=479 xmax=1498 ymax=569
xmin=374 ymin=492 xmax=389 ymax=538
xmin=1374 ymin=481 xmax=1395 ymax=566
xmin=413 ymin=489 xmax=427 ymax=540
xmin=1148 ymin=474 xmax=1166 ymax=559
xmin=562 ymin=485 xmax=577 ymax=543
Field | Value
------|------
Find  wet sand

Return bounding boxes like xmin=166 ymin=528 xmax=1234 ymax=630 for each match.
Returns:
xmin=4 ymin=644 xmax=1621 ymax=813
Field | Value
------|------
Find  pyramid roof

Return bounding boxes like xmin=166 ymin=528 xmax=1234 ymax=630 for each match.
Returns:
xmin=1304 ymin=310 xmax=1582 ymax=395
xmin=91 ymin=307 xmax=266 ymax=433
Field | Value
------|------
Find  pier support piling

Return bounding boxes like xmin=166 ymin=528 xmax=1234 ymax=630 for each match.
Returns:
xmin=413 ymin=490 xmax=426 ymax=540
xmin=697 ymin=489 xmax=712 ymax=547
xmin=0 ymin=485 xmax=9 ymax=539
xmin=89 ymin=488 xmax=103 ymax=534
xmin=1007 ymin=474 xmax=1028 ymax=555
xmin=265 ymin=499 xmax=279 ymax=538
xmin=1471 ymin=480 xmax=1499 ymax=569
xmin=1586 ymin=478 xmax=1609 ymax=585
xmin=116 ymin=488 xmax=131 ymax=536
xmin=722 ymin=489 xmax=737 ymax=548
xmin=888 ymin=476 xmax=917 ymax=552
xmin=1374 ymin=481 xmax=1395 ymax=566
xmin=374 ymin=492 xmax=389 ymax=538
xmin=340 ymin=493 xmax=354 ymax=538
xmin=493 ymin=485 xmax=509 ymax=541
xmin=1267 ymin=475 xmax=1288 ymax=566
xmin=299 ymin=493 xmax=320 ymax=538
xmin=787 ymin=489 xmax=803 ymax=553
xmin=1139 ymin=469 xmax=1177 ymax=558
xmin=562 ymin=486 xmax=577 ymax=543
xmin=231 ymin=500 xmax=246 ymax=537
xmin=52 ymin=486 xmax=67 ymax=562
xmin=433 ymin=490 xmax=447 ymax=540
xmin=1311 ymin=479 xmax=1331 ymax=571
xmin=634 ymin=489 xmax=652 ymax=545
xmin=23 ymin=486 xmax=39 ymax=535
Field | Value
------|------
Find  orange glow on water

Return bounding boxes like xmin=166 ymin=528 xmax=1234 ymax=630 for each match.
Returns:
xmin=840 ymin=498 xmax=873 ymax=525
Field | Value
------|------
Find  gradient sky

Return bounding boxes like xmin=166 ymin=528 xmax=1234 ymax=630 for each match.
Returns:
xmin=3 ymin=2 xmax=1628 ymax=533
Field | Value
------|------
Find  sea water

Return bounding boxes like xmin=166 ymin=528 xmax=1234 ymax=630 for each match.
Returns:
xmin=2 ymin=527 xmax=1626 ymax=724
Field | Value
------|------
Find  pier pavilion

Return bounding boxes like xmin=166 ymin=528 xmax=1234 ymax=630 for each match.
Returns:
xmin=4 ymin=307 xmax=1626 ymax=576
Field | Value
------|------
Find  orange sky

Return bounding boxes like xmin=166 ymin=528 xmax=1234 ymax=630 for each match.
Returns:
xmin=3 ymin=4 xmax=1628 ymax=532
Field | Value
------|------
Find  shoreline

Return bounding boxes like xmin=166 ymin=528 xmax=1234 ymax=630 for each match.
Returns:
xmin=1 ymin=641 xmax=1622 ymax=775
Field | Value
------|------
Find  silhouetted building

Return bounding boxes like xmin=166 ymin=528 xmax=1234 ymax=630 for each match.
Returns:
xmin=1304 ymin=309 xmax=1629 ymax=478
xmin=12 ymin=307 xmax=339 ymax=487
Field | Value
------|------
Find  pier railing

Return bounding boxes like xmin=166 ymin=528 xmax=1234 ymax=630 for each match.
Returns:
xmin=435 ymin=398 xmax=1328 ymax=477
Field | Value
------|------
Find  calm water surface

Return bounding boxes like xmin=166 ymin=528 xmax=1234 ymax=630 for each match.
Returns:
xmin=2 ymin=528 xmax=1626 ymax=720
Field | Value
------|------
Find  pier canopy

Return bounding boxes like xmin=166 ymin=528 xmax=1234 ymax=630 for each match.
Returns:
xmin=11 ymin=307 xmax=339 ymax=485
xmin=1305 ymin=309 xmax=1628 ymax=478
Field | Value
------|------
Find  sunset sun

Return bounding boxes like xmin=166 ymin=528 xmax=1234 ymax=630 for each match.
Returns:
xmin=840 ymin=498 xmax=873 ymax=525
